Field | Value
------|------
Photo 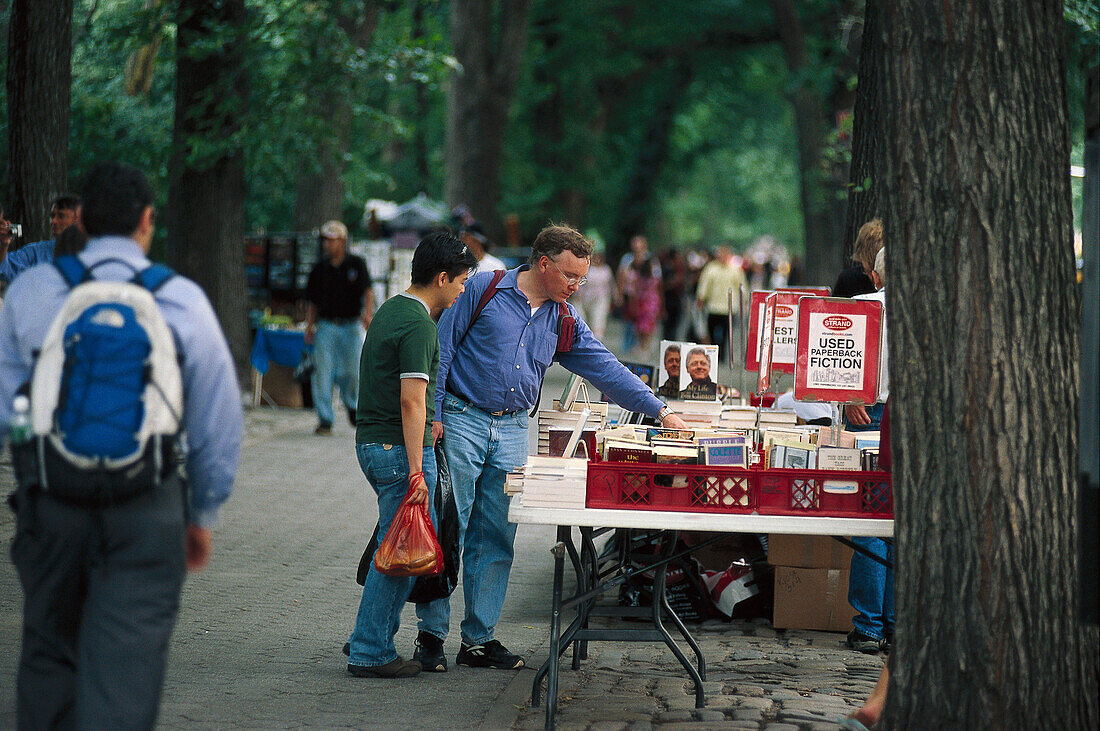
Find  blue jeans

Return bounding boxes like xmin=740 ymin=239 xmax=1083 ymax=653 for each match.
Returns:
xmin=312 ymin=320 xmax=363 ymax=426
xmin=417 ymin=394 xmax=529 ymax=645
xmin=347 ymin=442 xmax=437 ymax=667
xmin=848 ymin=536 xmax=895 ymax=640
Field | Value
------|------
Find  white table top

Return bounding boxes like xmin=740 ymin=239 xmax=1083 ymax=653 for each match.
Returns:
xmin=508 ymin=495 xmax=893 ymax=538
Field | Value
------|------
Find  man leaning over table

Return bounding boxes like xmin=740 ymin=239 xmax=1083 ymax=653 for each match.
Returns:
xmin=420 ymin=224 xmax=689 ymax=671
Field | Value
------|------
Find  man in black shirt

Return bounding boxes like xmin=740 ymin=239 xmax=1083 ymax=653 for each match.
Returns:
xmin=305 ymin=220 xmax=373 ymax=435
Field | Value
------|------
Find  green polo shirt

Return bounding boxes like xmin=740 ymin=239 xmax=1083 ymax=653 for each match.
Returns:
xmin=356 ymin=292 xmax=438 ymax=446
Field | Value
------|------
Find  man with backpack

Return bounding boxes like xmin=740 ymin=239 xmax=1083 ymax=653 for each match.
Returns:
xmin=0 ymin=162 xmax=243 ymax=729
xmin=421 ymin=224 xmax=689 ymax=670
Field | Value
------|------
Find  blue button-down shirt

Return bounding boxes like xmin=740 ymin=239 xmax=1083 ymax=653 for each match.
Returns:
xmin=434 ymin=266 xmax=665 ymax=421
xmin=0 ymin=239 xmax=54 ymax=284
xmin=0 ymin=236 xmax=243 ymax=527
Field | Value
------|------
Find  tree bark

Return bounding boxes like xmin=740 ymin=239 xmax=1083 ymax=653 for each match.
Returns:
xmin=444 ymin=0 xmax=530 ymax=238
xmin=768 ymin=0 xmax=846 ymax=288
xmin=881 ymin=1 xmax=1098 ymax=727
xmin=292 ymin=2 xmax=383 ymax=232
xmin=5 ymin=0 xmax=73 ymax=244
xmin=167 ymin=0 xmax=250 ymax=382
xmin=842 ymin=0 xmax=884 ymax=257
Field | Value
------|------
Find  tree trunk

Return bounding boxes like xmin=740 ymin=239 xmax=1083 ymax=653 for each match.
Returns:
xmin=881 ymin=1 xmax=1098 ymax=727
xmin=841 ymin=0 xmax=884 ymax=257
xmin=609 ymin=60 xmax=692 ymax=266
xmin=444 ymin=0 xmax=530 ymax=238
xmin=768 ymin=0 xmax=846 ymax=288
xmin=167 ymin=0 xmax=249 ymax=382
xmin=293 ymin=2 xmax=383 ymax=233
xmin=5 ymin=0 xmax=73 ymax=244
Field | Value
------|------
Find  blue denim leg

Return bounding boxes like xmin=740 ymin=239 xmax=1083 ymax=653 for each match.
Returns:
xmin=416 ymin=396 xmax=528 ymax=644
xmin=348 ymin=443 xmax=436 ymax=667
xmin=848 ymin=536 xmax=893 ymax=640
xmin=311 ymin=322 xmax=338 ymax=425
xmin=334 ymin=322 xmax=364 ymax=411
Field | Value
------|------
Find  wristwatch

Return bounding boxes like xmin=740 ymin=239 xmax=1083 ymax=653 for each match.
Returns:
xmin=657 ymin=405 xmax=674 ymax=421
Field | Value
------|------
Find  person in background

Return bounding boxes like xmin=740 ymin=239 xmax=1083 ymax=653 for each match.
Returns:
xmin=304 ymin=220 xmax=374 ymax=435
xmin=575 ymin=248 xmax=614 ymax=340
xmin=623 ymin=254 xmax=663 ymax=355
xmin=54 ymin=223 xmax=89 ymax=257
xmin=695 ymin=246 xmax=744 ymax=360
xmin=0 ymin=194 xmax=82 ymax=284
xmin=834 ymin=219 xmax=883 ymax=298
xmin=459 ymin=223 xmax=506 ymax=272
xmin=616 ymin=234 xmax=659 ymax=352
xmin=844 ymin=246 xmax=894 ymax=655
xmin=346 ymin=232 xmax=475 ymax=678
xmin=0 ymin=161 xmax=242 ymax=728
xmin=659 ymin=248 xmax=688 ymax=341
xmin=425 ymin=225 xmax=689 ymax=670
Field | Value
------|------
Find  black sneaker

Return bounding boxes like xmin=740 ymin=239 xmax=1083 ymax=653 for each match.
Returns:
xmin=347 ymin=407 xmax=357 ymax=427
xmin=315 ymin=422 xmax=333 ymax=435
xmin=846 ymin=629 xmax=881 ymax=655
xmin=456 ymin=640 xmax=524 ymax=669
xmin=412 ymin=631 xmax=448 ymax=672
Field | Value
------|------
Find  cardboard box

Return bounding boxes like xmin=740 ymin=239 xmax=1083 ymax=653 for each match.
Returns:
xmin=772 ymin=566 xmax=854 ymax=632
xmin=768 ymin=534 xmax=854 ymax=569
xmin=258 ymin=364 xmax=303 ymax=408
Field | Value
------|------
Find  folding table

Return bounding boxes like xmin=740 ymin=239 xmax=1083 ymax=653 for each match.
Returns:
xmin=508 ymin=495 xmax=893 ymax=730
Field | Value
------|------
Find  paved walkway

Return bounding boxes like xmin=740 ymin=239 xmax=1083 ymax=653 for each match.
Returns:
xmin=0 ymin=361 xmax=879 ymax=730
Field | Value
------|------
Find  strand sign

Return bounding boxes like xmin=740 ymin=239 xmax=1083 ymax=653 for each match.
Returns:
xmin=794 ymin=297 xmax=882 ymax=404
xmin=745 ymin=287 xmax=830 ymax=373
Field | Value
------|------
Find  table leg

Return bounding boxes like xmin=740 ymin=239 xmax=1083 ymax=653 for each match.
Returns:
xmin=650 ymin=531 xmax=706 ymax=709
xmin=531 ymin=526 xmax=568 ymax=730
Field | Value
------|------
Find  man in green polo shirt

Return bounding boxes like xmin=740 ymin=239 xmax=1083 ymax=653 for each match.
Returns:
xmin=346 ymin=231 xmax=476 ymax=678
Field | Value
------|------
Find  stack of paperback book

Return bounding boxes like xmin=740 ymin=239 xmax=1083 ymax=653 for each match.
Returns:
xmin=517 ymin=456 xmax=588 ymax=509
xmin=536 ymin=399 xmax=608 ymax=455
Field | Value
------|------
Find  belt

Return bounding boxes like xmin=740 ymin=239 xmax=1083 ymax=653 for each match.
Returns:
xmin=447 ymin=390 xmax=522 ymax=417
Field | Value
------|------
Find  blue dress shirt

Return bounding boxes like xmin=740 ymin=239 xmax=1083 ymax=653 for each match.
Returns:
xmin=434 ymin=266 xmax=665 ymax=421
xmin=0 ymin=239 xmax=54 ymax=284
xmin=0 ymin=236 xmax=243 ymax=527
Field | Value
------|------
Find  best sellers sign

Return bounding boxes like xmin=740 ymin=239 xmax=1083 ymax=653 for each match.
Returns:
xmin=794 ymin=298 xmax=882 ymax=404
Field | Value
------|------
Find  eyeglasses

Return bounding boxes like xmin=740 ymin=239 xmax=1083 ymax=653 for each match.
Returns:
xmin=547 ymin=257 xmax=588 ymax=287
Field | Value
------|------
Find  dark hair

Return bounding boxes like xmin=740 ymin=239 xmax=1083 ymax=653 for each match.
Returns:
xmin=411 ymin=230 xmax=477 ymax=285
xmin=528 ymin=224 xmax=594 ymax=265
xmin=53 ymin=224 xmax=89 ymax=257
xmin=53 ymin=194 xmax=81 ymax=211
xmin=80 ymin=162 xmax=153 ymax=237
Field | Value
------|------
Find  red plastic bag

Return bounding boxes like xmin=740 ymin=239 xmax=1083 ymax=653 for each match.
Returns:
xmin=374 ymin=475 xmax=443 ymax=577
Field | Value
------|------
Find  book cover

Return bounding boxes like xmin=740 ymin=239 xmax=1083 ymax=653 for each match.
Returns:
xmin=647 ymin=427 xmax=695 ymax=442
xmin=703 ymin=443 xmax=748 ymax=467
xmin=604 ymin=441 xmax=654 ymax=463
xmin=817 ymin=446 xmax=862 ymax=471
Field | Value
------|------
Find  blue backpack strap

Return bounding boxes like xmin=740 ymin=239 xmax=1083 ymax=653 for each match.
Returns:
xmin=135 ymin=264 xmax=175 ymax=293
xmin=53 ymin=255 xmax=88 ymax=289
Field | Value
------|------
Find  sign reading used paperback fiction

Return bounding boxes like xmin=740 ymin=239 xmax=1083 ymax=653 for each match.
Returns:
xmin=745 ymin=287 xmax=830 ymax=374
xmin=794 ymin=297 xmax=882 ymax=404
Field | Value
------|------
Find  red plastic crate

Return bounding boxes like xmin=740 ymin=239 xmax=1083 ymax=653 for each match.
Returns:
xmin=585 ymin=462 xmax=892 ymax=518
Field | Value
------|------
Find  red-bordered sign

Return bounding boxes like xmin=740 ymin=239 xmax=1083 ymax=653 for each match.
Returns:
xmin=757 ymin=292 xmax=777 ymax=393
xmin=745 ymin=287 xmax=830 ymax=373
xmin=794 ymin=297 xmax=882 ymax=404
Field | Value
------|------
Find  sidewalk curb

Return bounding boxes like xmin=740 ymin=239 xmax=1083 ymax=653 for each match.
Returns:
xmin=478 ymin=660 xmax=544 ymax=730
